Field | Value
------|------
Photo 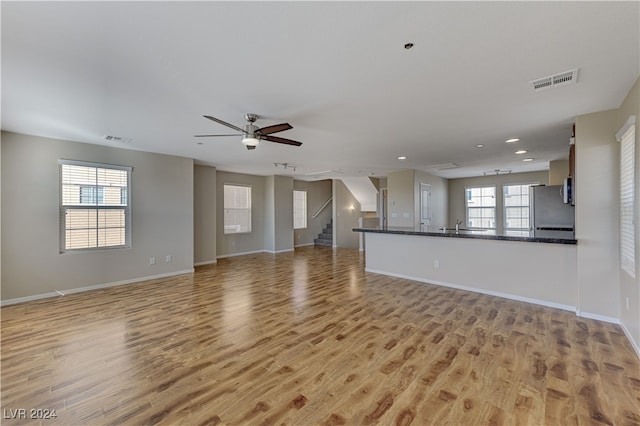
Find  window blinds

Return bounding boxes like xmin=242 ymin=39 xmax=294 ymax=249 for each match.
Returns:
xmin=60 ymin=160 xmax=131 ymax=251
xmin=293 ymin=190 xmax=307 ymax=229
xmin=618 ymin=117 xmax=636 ymax=278
xmin=224 ymin=184 xmax=252 ymax=234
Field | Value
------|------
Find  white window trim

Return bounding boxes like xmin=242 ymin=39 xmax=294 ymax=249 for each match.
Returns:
xmin=59 ymin=159 xmax=132 ymax=253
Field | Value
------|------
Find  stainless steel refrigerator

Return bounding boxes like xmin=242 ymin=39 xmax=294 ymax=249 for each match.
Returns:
xmin=530 ymin=185 xmax=575 ymax=239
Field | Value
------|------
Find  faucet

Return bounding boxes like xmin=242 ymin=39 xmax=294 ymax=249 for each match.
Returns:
xmin=455 ymin=219 xmax=462 ymax=232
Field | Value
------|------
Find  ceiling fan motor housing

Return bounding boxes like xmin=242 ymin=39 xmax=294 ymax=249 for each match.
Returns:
xmin=244 ymin=123 xmax=259 ymax=136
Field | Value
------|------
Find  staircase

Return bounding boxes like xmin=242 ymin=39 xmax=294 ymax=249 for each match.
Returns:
xmin=314 ymin=220 xmax=333 ymax=247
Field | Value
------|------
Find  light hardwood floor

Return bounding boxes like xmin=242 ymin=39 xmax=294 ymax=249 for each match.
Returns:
xmin=1 ymin=247 xmax=639 ymax=425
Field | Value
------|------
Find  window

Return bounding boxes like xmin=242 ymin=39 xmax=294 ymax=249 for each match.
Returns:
xmin=618 ymin=116 xmax=636 ymax=277
xmin=293 ymin=190 xmax=307 ymax=229
xmin=503 ymin=184 xmax=531 ymax=230
xmin=224 ymin=184 xmax=251 ymax=234
xmin=60 ymin=160 xmax=131 ymax=252
xmin=79 ymin=186 xmax=104 ymax=204
xmin=466 ymin=186 xmax=496 ymax=228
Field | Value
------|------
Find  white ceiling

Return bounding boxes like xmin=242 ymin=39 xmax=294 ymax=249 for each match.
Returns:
xmin=2 ymin=1 xmax=639 ymax=180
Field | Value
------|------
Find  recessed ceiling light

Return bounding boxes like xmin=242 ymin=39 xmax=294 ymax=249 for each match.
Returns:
xmin=505 ymin=138 xmax=520 ymax=143
xmin=476 ymin=144 xmax=484 ymax=148
xmin=522 ymin=158 xmax=534 ymax=162
xmin=515 ymin=150 xmax=527 ymax=154
xmin=398 ymin=156 xmax=407 ymax=160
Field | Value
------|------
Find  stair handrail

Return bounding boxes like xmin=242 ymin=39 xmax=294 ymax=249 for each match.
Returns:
xmin=312 ymin=196 xmax=332 ymax=219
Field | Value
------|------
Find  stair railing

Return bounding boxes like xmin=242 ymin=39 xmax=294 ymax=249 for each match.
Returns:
xmin=312 ymin=197 xmax=332 ymax=219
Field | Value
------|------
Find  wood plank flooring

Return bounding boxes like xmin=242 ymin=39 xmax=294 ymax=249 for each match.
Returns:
xmin=1 ymin=246 xmax=639 ymax=425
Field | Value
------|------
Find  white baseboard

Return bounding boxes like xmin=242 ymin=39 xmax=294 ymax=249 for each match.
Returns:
xmin=364 ymin=268 xmax=576 ymax=313
xmin=620 ymin=322 xmax=640 ymax=359
xmin=1 ymin=269 xmax=194 ymax=307
xmin=194 ymin=260 xmax=217 ymax=266
xmin=294 ymin=243 xmax=314 ymax=248
xmin=217 ymin=248 xmax=293 ymax=258
xmin=216 ymin=249 xmax=267 ymax=259
xmin=577 ymin=310 xmax=620 ymax=325
xmin=264 ymin=248 xmax=294 ymax=254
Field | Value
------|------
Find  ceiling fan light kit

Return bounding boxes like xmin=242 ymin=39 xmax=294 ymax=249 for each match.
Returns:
xmin=242 ymin=137 xmax=260 ymax=147
xmin=196 ymin=113 xmax=302 ymax=150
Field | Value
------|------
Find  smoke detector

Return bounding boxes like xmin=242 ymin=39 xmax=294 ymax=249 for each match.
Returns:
xmin=530 ymin=68 xmax=580 ymax=92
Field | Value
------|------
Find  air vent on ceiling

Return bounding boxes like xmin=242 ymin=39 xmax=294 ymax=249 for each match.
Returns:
xmin=483 ymin=169 xmax=513 ymax=176
xmin=530 ymin=68 xmax=579 ymax=92
xmin=104 ymin=135 xmax=132 ymax=144
xmin=426 ymin=163 xmax=459 ymax=171
xmin=304 ymin=169 xmax=344 ymax=176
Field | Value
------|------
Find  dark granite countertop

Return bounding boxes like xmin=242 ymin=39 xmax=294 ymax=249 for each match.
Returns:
xmin=353 ymin=226 xmax=577 ymax=245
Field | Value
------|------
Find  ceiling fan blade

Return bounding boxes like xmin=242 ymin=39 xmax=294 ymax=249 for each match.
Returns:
xmin=257 ymin=123 xmax=292 ymax=135
xmin=263 ymin=135 xmax=302 ymax=146
xmin=203 ymin=115 xmax=245 ymax=133
xmin=194 ymin=134 xmax=243 ymax=137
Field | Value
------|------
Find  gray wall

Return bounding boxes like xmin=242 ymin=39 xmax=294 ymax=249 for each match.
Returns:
xmin=274 ymin=175 xmax=294 ymax=252
xmin=387 ymin=169 xmax=448 ymax=229
xmin=1 ymin=131 xmax=194 ymax=301
xmin=194 ymin=165 xmax=217 ymax=265
xmin=264 ymin=175 xmax=276 ymax=252
xmin=216 ymin=171 xmax=266 ymax=257
xmin=616 ymin=77 xmax=640 ymax=352
xmin=265 ymin=175 xmax=294 ymax=253
xmin=415 ymin=170 xmax=448 ymax=229
xmin=333 ymin=179 xmax=361 ymax=249
xmin=293 ymin=179 xmax=332 ymax=246
xmin=575 ymin=77 xmax=639 ymax=353
xmin=575 ymin=109 xmax=620 ymax=321
xmin=448 ymin=171 xmax=549 ymax=234
xmin=549 ymin=159 xmax=570 ymax=185
xmin=387 ymin=169 xmax=415 ymax=227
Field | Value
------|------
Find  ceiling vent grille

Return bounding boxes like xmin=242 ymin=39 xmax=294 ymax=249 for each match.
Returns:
xmin=530 ymin=68 xmax=579 ymax=92
xmin=426 ymin=163 xmax=459 ymax=171
xmin=483 ymin=169 xmax=513 ymax=176
xmin=104 ymin=135 xmax=132 ymax=144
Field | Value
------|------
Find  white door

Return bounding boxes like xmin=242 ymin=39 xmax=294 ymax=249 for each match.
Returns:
xmin=420 ymin=183 xmax=431 ymax=227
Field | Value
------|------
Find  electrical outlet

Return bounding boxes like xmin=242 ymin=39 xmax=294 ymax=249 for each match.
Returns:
xmin=165 ymin=255 xmax=172 ymax=263
xmin=434 ymin=260 xmax=440 ymax=269
xmin=150 ymin=257 xmax=156 ymax=265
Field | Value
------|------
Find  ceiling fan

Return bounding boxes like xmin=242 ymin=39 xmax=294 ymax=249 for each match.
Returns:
xmin=195 ymin=113 xmax=302 ymax=150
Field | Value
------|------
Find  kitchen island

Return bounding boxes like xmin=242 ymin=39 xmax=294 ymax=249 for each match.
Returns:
xmin=353 ymin=226 xmax=578 ymax=313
